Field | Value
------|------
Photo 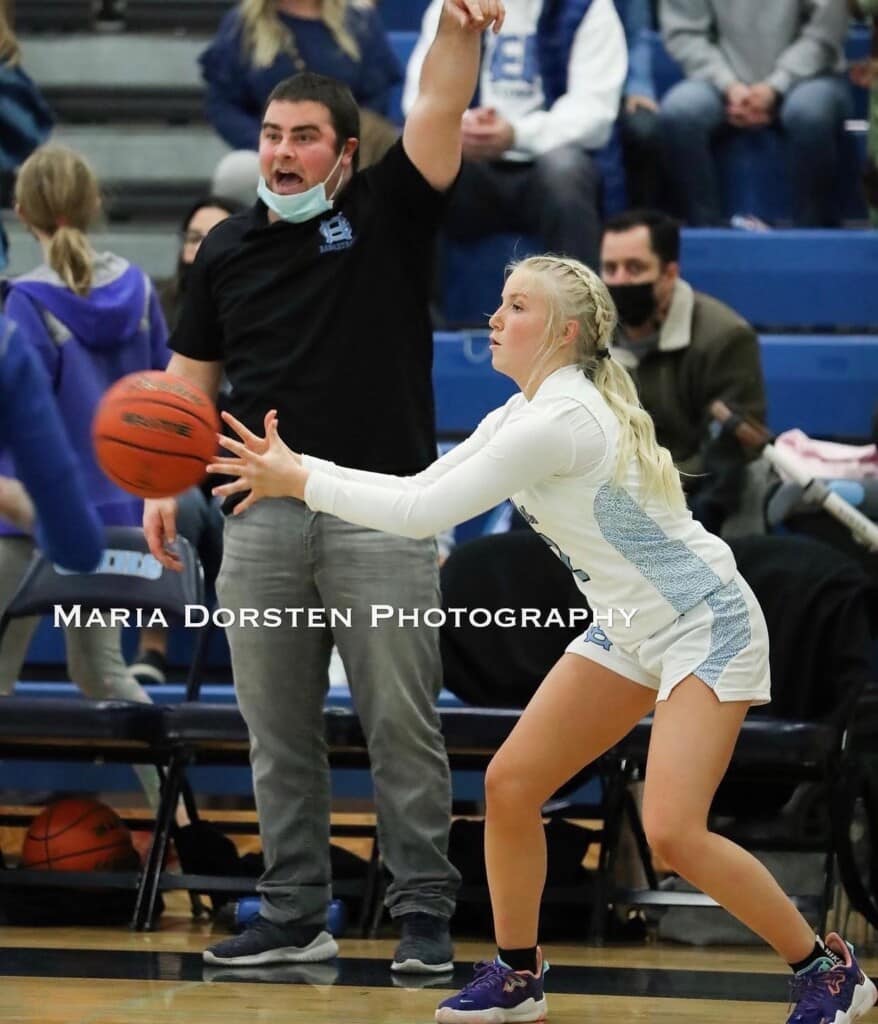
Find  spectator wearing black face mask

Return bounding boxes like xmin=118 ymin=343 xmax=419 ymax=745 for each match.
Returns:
xmin=600 ymin=209 xmax=766 ymax=507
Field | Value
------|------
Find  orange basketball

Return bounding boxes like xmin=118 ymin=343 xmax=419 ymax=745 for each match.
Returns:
xmin=20 ymin=798 xmax=139 ymax=872
xmin=92 ymin=370 xmax=220 ymax=499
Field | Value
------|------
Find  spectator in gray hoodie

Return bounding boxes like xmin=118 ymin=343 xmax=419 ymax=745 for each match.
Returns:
xmin=659 ymin=0 xmax=850 ymax=226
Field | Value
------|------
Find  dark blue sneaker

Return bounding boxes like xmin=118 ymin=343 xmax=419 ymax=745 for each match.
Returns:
xmin=787 ymin=933 xmax=877 ymax=1024
xmin=203 ymin=914 xmax=338 ymax=967
xmin=435 ymin=949 xmax=548 ymax=1023
xmin=392 ymin=912 xmax=454 ymax=974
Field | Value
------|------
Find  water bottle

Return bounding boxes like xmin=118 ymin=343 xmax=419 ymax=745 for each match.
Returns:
xmin=231 ymin=896 xmax=347 ymax=937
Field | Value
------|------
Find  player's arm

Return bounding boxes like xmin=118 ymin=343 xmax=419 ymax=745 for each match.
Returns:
xmin=403 ymin=0 xmax=505 ymax=192
xmin=166 ymin=352 xmax=223 ymax=403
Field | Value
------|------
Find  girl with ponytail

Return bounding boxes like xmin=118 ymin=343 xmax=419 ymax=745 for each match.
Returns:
xmin=0 ymin=144 xmax=171 ymax=808
xmin=207 ymin=255 xmax=874 ymax=1024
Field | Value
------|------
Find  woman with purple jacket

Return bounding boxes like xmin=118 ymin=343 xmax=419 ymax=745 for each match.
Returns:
xmin=0 ymin=145 xmax=169 ymax=806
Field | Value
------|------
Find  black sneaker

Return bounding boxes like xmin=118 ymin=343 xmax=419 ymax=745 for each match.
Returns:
xmin=203 ymin=915 xmax=338 ymax=967
xmin=130 ymin=649 xmax=168 ymax=685
xmin=391 ymin=912 xmax=454 ymax=974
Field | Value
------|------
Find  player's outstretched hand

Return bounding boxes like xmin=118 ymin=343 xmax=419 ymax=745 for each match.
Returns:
xmin=208 ymin=410 xmax=309 ymax=513
xmin=445 ymin=0 xmax=505 ymax=33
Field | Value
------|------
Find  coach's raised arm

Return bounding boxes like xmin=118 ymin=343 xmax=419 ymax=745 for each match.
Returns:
xmin=402 ymin=0 xmax=505 ymax=192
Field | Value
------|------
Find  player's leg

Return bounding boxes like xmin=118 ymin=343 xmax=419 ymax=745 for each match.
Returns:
xmin=643 ymin=675 xmax=877 ymax=1023
xmin=0 ymin=536 xmax=40 ymax=696
xmin=437 ymin=649 xmax=656 ymax=1023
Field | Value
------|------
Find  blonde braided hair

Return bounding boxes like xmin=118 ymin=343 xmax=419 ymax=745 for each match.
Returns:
xmin=239 ymin=0 xmax=360 ymax=68
xmin=512 ymin=255 xmax=685 ymax=512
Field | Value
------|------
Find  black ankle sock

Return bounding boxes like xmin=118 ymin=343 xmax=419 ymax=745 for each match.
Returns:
xmin=789 ymin=936 xmax=844 ymax=974
xmin=498 ymin=946 xmax=538 ymax=974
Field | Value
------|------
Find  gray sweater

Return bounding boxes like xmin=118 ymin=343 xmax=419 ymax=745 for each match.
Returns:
xmin=661 ymin=0 xmax=848 ymax=94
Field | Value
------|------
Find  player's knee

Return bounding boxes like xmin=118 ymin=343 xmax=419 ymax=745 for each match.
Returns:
xmin=642 ymin=809 xmax=695 ymax=870
xmin=484 ymin=756 xmax=535 ymax=812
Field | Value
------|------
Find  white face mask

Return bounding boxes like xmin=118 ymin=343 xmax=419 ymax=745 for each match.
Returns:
xmin=257 ymin=148 xmax=346 ymax=224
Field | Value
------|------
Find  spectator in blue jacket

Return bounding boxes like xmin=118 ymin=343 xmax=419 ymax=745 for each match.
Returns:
xmin=0 ymin=8 xmax=53 ymax=207
xmin=615 ymin=0 xmax=664 ymax=208
xmin=0 ymin=146 xmax=169 ymax=807
xmin=203 ymin=0 xmax=402 ymax=203
xmin=0 ymin=314 xmax=102 ymax=573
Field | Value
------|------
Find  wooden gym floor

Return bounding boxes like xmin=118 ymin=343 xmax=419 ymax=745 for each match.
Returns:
xmin=2 ymin=900 xmax=876 ymax=1024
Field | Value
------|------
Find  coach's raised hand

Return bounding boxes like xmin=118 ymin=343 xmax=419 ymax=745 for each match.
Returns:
xmin=208 ymin=410 xmax=309 ymax=512
xmin=445 ymin=0 xmax=505 ymax=33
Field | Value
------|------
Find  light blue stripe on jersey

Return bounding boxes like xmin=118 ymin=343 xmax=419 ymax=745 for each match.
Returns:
xmin=593 ymin=484 xmax=723 ymax=614
xmin=694 ymin=580 xmax=751 ymax=688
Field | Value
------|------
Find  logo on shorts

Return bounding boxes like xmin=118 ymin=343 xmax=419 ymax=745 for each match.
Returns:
xmin=319 ymin=213 xmax=355 ymax=253
xmin=584 ymin=623 xmax=612 ymax=651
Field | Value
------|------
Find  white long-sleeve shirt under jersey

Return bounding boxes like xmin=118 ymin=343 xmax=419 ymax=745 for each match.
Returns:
xmin=304 ymin=365 xmax=737 ymax=651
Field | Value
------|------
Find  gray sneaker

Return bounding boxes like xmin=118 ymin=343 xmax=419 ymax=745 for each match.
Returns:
xmin=391 ymin=912 xmax=454 ymax=974
xmin=203 ymin=915 xmax=338 ymax=967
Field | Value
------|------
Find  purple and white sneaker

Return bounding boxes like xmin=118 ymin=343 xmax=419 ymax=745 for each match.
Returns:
xmin=787 ymin=933 xmax=877 ymax=1024
xmin=435 ymin=949 xmax=548 ymax=1023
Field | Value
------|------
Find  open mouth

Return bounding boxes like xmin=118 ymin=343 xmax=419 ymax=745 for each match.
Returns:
xmin=272 ymin=170 xmax=304 ymax=194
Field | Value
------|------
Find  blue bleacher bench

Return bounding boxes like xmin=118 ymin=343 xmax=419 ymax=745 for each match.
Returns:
xmin=433 ymin=331 xmax=878 ymax=440
xmin=441 ymin=230 xmax=878 ymax=331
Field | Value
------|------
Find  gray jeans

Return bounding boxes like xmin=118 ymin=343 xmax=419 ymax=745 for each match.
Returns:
xmin=216 ymin=498 xmax=460 ymax=927
xmin=0 ymin=535 xmax=160 ymax=807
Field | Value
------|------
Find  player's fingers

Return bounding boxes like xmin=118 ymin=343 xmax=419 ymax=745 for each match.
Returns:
xmin=205 ymin=458 xmax=244 ymax=475
xmin=159 ymin=503 xmax=177 ymax=544
xmin=221 ymin=410 xmax=262 ymax=447
xmin=492 ymin=1 xmax=505 ymax=31
xmin=216 ymin=434 xmax=255 ymax=458
xmin=212 ymin=478 xmax=251 ymax=498
xmin=233 ymin=491 xmax=257 ymax=515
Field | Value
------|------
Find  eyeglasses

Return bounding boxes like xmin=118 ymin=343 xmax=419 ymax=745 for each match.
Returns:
xmin=181 ymin=229 xmax=208 ymax=246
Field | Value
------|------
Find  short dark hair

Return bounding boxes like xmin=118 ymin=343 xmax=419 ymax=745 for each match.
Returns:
xmin=264 ymin=72 xmax=361 ymax=171
xmin=602 ymin=209 xmax=681 ymax=265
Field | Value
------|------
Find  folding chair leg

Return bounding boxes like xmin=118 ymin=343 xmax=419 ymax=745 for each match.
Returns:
xmin=358 ymin=834 xmax=382 ymax=938
xmin=133 ymin=753 xmax=187 ymax=930
xmin=587 ymin=760 xmax=629 ymax=944
xmin=623 ymin=786 xmax=659 ymax=890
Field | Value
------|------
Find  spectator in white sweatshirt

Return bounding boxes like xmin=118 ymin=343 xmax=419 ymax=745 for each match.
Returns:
xmin=403 ymin=0 xmax=627 ymax=270
xmin=659 ymin=0 xmax=850 ymax=226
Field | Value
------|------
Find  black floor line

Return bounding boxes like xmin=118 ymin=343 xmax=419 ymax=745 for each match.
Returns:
xmin=0 ymin=947 xmax=791 ymax=1002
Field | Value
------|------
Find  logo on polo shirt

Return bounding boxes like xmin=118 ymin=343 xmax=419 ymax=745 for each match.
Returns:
xmin=319 ymin=213 xmax=355 ymax=253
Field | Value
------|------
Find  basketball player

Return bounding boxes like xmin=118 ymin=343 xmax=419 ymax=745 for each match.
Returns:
xmin=209 ymin=255 xmax=877 ymax=1024
xmin=0 ymin=145 xmax=168 ymax=808
xmin=0 ymin=312 xmax=102 ymax=572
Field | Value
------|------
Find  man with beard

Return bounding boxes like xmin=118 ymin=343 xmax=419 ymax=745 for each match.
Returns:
xmin=600 ymin=209 xmax=766 ymax=529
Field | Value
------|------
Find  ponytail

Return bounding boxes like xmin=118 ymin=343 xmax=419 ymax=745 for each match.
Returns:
xmin=47 ymin=226 xmax=94 ymax=296
xmin=15 ymin=145 xmax=101 ymax=298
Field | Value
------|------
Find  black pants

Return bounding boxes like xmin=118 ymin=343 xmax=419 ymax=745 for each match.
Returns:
xmin=445 ymin=143 xmax=602 ymax=270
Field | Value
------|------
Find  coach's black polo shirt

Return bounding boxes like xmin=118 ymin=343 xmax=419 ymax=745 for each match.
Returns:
xmin=170 ymin=141 xmax=447 ymax=477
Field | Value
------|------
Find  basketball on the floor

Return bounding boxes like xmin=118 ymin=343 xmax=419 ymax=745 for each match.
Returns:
xmin=20 ymin=798 xmax=139 ymax=872
xmin=92 ymin=370 xmax=220 ymax=499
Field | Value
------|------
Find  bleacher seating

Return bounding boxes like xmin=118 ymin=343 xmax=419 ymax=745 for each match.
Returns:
xmin=441 ymin=230 xmax=878 ymax=331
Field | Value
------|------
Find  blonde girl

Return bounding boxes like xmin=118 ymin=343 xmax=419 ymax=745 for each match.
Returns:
xmin=209 ymin=254 xmax=876 ymax=1024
